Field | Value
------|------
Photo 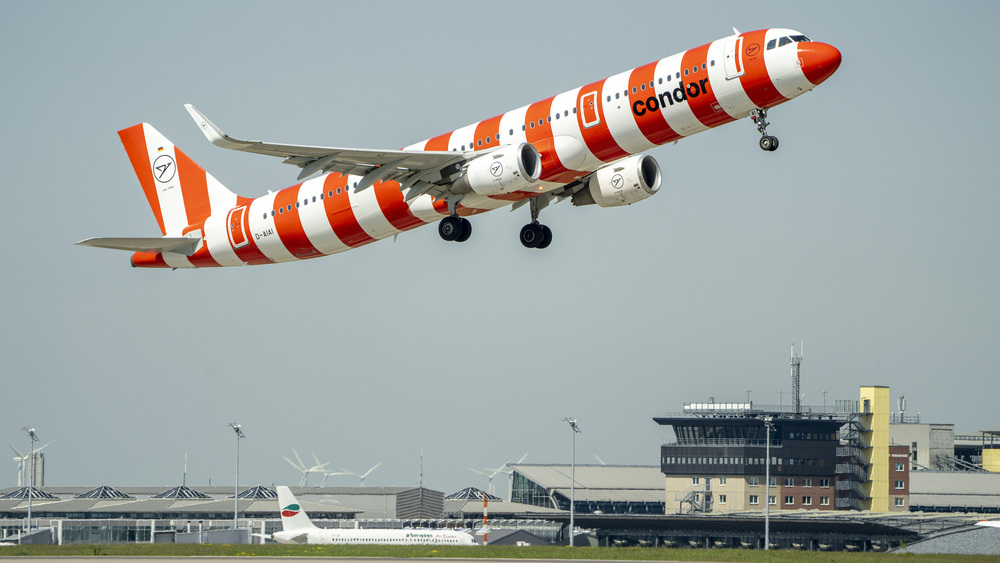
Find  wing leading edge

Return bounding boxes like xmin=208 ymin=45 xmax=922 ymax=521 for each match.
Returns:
xmin=184 ymin=104 xmax=469 ymax=189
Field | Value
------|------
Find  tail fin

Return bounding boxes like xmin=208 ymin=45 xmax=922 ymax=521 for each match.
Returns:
xmin=118 ymin=123 xmax=242 ymax=236
xmin=276 ymin=486 xmax=317 ymax=531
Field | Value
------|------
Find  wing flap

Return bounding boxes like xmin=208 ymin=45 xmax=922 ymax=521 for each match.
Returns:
xmin=76 ymin=237 xmax=199 ymax=256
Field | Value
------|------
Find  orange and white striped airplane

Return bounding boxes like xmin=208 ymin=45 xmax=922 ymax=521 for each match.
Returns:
xmin=78 ymin=28 xmax=840 ymax=268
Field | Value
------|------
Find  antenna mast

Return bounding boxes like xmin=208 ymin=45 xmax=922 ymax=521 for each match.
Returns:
xmin=790 ymin=342 xmax=803 ymax=414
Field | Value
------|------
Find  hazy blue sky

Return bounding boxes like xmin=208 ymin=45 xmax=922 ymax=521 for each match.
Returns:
xmin=2 ymin=1 xmax=997 ymax=498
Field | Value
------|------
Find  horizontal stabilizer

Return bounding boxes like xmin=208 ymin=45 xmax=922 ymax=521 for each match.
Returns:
xmin=76 ymin=237 xmax=199 ymax=255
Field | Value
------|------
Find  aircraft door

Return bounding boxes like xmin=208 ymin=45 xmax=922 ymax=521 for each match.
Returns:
xmin=580 ymin=91 xmax=601 ymax=128
xmin=724 ymin=37 xmax=745 ymax=79
xmin=227 ymin=206 xmax=249 ymax=249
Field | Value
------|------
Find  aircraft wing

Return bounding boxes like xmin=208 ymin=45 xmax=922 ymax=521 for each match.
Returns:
xmin=76 ymin=237 xmax=199 ymax=255
xmin=184 ymin=105 xmax=469 ymax=194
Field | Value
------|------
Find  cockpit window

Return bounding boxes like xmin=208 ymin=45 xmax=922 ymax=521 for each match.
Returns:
xmin=768 ymin=35 xmax=812 ymax=50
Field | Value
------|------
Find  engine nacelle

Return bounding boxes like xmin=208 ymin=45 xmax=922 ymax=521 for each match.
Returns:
xmin=572 ymin=154 xmax=661 ymax=207
xmin=452 ymin=143 xmax=542 ymax=197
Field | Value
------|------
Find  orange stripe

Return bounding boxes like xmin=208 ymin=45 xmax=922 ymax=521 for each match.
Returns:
xmin=118 ymin=125 xmax=166 ymax=235
xmin=130 ymin=251 xmax=170 ymax=268
xmin=322 ymin=174 xmax=376 ymax=247
xmin=525 ymin=98 xmax=569 ymax=181
xmin=680 ymin=44 xmax=735 ymax=129
xmin=627 ymin=61 xmax=681 ymax=145
xmin=273 ymin=184 xmax=322 ymax=258
xmin=372 ymin=180 xmax=425 ymax=231
xmin=576 ymin=80 xmax=629 ymax=162
xmin=424 ymin=132 xmax=451 ymax=151
xmin=473 ymin=115 xmax=503 ymax=152
xmin=738 ymin=30 xmax=787 ymax=108
xmin=181 ymin=222 xmax=221 ymax=267
xmin=174 ymin=147 xmax=213 ymax=226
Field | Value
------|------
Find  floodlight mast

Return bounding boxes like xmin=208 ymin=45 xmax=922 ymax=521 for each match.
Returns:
xmin=763 ymin=416 xmax=775 ymax=550
xmin=22 ymin=427 xmax=38 ymax=542
xmin=563 ymin=418 xmax=580 ymax=547
xmin=229 ymin=423 xmax=245 ymax=530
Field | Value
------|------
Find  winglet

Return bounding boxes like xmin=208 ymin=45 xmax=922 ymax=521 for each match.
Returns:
xmin=184 ymin=104 xmax=253 ymax=150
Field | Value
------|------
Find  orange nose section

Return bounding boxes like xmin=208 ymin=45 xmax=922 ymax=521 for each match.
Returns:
xmin=798 ymin=42 xmax=842 ymax=85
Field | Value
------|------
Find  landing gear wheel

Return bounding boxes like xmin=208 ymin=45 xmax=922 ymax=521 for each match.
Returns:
xmin=537 ymin=225 xmax=552 ymax=249
xmin=456 ymin=218 xmax=472 ymax=242
xmin=759 ymin=135 xmax=778 ymax=151
xmin=520 ymin=223 xmax=542 ymax=248
xmin=438 ymin=216 xmax=461 ymax=241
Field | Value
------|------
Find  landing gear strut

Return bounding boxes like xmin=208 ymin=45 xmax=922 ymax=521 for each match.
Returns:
xmin=520 ymin=197 xmax=552 ymax=249
xmin=438 ymin=215 xmax=472 ymax=242
xmin=750 ymin=108 xmax=779 ymax=152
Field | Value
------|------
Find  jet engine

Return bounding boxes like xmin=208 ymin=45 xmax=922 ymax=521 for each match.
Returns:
xmin=452 ymin=143 xmax=542 ymax=196
xmin=571 ymin=154 xmax=661 ymax=207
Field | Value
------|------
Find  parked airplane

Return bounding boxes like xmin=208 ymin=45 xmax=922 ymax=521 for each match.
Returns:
xmin=78 ymin=28 xmax=840 ymax=268
xmin=270 ymin=486 xmax=475 ymax=545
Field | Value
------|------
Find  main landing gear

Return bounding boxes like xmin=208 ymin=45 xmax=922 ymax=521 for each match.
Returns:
xmin=437 ymin=197 xmax=553 ymax=249
xmin=750 ymin=108 xmax=779 ymax=152
xmin=520 ymin=196 xmax=552 ymax=249
xmin=438 ymin=215 xmax=472 ymax=242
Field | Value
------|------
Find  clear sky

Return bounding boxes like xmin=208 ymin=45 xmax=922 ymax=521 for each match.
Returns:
xmin=2 ymin=1 xmax=998 ymax=498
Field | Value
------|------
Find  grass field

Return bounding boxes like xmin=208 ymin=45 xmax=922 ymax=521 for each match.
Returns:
xmin=0 ymin=544 xmax=995 ymax=562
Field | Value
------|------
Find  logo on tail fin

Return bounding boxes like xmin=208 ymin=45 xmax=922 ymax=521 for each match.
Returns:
xmin=153 ymin=155 xmax=175 ymax=183
xmin=281 ymin=504 xmax=301 ymax=517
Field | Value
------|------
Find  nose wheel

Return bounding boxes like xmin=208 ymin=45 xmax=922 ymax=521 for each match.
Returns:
xmin=750 ymin=108 xmax=779 ymax=152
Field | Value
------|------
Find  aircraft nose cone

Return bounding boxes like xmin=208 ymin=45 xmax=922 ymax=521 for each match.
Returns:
xmin=798 ymin=42 xmax=842 ymax=85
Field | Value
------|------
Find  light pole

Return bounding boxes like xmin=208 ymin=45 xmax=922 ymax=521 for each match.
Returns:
xmin=22 ymin=427 xmax=38 ymax=541
xmin=563 ymin=418 xmax=580 ymax=547
xmin=229 ymin=423 xmax=245 ymax=530
xmin=763 ymin=416 xmax=774 ymax=550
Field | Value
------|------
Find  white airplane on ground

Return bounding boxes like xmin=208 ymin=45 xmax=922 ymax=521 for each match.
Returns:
xmin=271 ymin=486 xmax=476 ymax=545
xmin=78 ymin=28 xmax=840 ymax=268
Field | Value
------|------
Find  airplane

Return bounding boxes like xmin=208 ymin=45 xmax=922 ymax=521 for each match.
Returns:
xmin=77 ymin=28 xmax=841 ymax=268
xmin=271 ymin=486 xmax=476 ymax=545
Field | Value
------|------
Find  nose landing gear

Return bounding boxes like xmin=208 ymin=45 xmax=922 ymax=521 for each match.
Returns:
xmin=750 ymin=108 xmax=779 ymax=152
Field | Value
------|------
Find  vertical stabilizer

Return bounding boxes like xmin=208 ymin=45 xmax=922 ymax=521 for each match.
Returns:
xmin=276 ymin=486 xmax=318 ymax=531
xmin=118 ymin=123 xmax=241 ymax=236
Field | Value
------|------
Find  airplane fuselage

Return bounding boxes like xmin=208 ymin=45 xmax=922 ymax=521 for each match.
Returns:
xmin=121 ymin=28 xmax=840 ymax=268
xmin=272 ymin=528 xmax=475 ymax=546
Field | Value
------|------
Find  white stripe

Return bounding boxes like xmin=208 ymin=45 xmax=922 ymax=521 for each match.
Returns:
xmin=253 ymin=196 xmax=297 ymax=263
xmin=549 ymin=89 xmax=593 ymax=171
xmin=706 ymin=40 xmax=754 ymax=118
xmin=142 ymin=125 xmax=188 ymax=236
xmin=656 ymin=54 xmax=709 ymax=137
xmin=408 ymin=194 xmax=447 ymax=223
xmin=349 ymin=177 xmax=398 ymax=240
xmin=161 ymin=251 xmax=194 ymax=268
xmin=602 ymin=70 xmax=657 ymax=155
xmin=204 ymin=211 xmax=243 ymax=266
xmin=299 ymin=177 xmax=351 ymax=255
